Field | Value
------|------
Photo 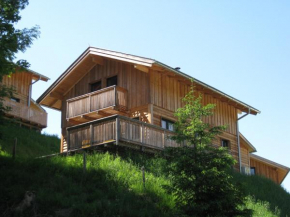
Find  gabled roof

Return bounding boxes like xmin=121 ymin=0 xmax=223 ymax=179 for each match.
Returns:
xmin=36 ymin=47 xmax=260 ymax=114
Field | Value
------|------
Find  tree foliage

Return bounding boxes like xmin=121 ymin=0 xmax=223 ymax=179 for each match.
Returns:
xmin=0 ymin=0 xmax=40 ymax=121
xmin=165 ymin=86 xmax=252 ymax=216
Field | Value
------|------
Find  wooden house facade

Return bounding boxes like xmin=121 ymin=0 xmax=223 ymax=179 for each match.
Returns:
xmin=1 ymin=69 xmax=49 ymax=130
xmin=37 ymin=47 xmax=289 ymax=184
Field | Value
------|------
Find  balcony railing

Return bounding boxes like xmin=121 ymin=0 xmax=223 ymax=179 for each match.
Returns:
xmin=3 ymin=99 xmax=47 ymax=127
xmin=66 ymin=115 xmax=180 ymax=152
xmin=66 ymin=86 xmax=128 ymax=119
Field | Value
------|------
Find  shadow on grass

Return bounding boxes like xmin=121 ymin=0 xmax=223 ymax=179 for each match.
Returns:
xmin=0 ymin=153 xmax=175 ymax=217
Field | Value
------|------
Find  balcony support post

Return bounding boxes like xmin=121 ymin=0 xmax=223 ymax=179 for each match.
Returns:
xmin=141 ymin=123 xmax=144 ymax=144
xmin=163 ymin=130 xmax=165 ymax=149
xmin=66 ymin=129 xmax=70 ymax=153
xmin=89 ymin=95 xmax=91 ymax=113
xmin=116 ymin=116 xmax=120 ymax=145
xmin=114 ymin=86 xmax=117 ymax=108
xmin=90 ymin=124 xmax=93 ymax=146
xmin=66 ymin=101 xmax=69 ymax=119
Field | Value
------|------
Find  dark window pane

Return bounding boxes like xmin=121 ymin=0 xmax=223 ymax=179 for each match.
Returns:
xmin=11 ymin=97 xmax=20 ymax=103
xmin=168 ymin=122 xmax=174 ymax=131
xmin=250 ymin=167 xmax=255 ymax=175
xmin=221 ymin=139 xmax=229 ymax=148
xmin=91 ymin=81 xmax=102 ymax=92
xmin=161 ymin=120 xmax=167 ymax=129
xmin=107 ymin=76 xmax=117 ymax=87
xmin=161 ymin=118 xmax=174 ymax=131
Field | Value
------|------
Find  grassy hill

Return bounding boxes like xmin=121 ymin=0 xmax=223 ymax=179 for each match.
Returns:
xmin=0 ymin=123 xmax=289 ymax=216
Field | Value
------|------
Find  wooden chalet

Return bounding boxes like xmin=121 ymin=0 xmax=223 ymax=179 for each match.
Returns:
xmin=37 ymin=47 xmax=289 ymax=184
xmin=2 ymin=69 xmax=49 ymax=130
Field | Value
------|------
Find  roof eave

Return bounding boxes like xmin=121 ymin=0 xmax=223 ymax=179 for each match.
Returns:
xmin=250 ymin=154 xmax=290 ymax=171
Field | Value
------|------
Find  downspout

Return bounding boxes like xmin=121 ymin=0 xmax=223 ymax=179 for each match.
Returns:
xmin=237 ymin=108 xmax=250 ymax=172
xmin=28 ymin=77 xmax=41 ymax=107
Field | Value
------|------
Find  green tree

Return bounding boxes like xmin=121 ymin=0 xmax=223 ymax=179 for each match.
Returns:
xmin=0 ymin=0 xmax=40 ymax=122
xmin=165 ymin=86 xmax=251 ymax=216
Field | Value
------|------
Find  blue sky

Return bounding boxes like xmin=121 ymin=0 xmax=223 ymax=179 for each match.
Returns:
xmin=16 ymin=1 xmax=290 ymax=192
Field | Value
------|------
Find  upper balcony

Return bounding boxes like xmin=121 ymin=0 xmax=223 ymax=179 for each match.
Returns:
xmin=3 ymin=99 xmax=47 ymax=128
xmin=66 ymin=86 xmax=128 ymax=123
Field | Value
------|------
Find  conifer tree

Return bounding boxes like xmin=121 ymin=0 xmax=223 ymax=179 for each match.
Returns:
xmin=165 ymin=86 xmax=251 ymax=216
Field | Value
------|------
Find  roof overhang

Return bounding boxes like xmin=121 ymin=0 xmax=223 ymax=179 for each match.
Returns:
xmin=250 ymin=153 xmax=290 ymax=184
xmin=27 ymin=69 xmax=50 ymax=82
xmin=37 ymin=47 xmax=260 ymax=114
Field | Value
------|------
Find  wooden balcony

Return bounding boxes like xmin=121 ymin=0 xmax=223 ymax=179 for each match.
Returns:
xmin=66 ymin=86 xmax=128 ymax=123
xmin=3 ymin=99 xmax=47 ymax=127
xmin=65 ymin=115 xmax=179 ymax=152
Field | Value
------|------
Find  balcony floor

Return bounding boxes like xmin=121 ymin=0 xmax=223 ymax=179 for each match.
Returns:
xmin=67 ymin=106 xmax=129 ymax=125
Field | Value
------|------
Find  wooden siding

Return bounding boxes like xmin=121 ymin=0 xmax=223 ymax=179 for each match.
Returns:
xmin=250 ymin=158 xmax=279 ymax=184
xmin=240 ymin=142 xmax=250 ymax=167
xmin=65 ymin=59 xmax=149 ymax=109
xmin=1 ymin=71 xmax=32 ymax=106
xmin=149 ymin=70 xmax=237 ymax=135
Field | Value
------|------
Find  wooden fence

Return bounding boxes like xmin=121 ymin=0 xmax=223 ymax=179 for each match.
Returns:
xmin=66 ymin=86 xmax=127 ymax=119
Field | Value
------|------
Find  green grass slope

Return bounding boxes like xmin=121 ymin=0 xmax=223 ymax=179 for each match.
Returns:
xmin=0 ymin=153 xmax=176 ymax=216
xmin=0 ymin=122 xmax=59 ymax=158
xmin=0 ymin=123 xmax=288 ymax=216
xmin=233 ymin=171 xmax=290 ymax=217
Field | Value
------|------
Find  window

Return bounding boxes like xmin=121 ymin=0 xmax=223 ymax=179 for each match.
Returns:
xmin=221 ymin=139 xmax=229 ymax=148
xmin=90 ymin=81 xmax=102 ymax=92
xmin=161 ymin=118 xmax=174 ymax=131
xmin=10 ymin=97 xmax=20 ymax=103
xmin=106 ymin=76 xmax=117 ymax=87
xmin=250 ymin=167 xmax=256 ymax=175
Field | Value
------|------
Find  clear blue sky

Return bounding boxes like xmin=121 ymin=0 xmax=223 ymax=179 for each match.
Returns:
xmin=16 ymin=1 xmax=290 ymax=192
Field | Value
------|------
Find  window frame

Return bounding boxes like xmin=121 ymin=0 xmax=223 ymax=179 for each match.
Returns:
xmin=221 ymin=139 xmax=230 ymax=148
xmin=161 ymin=118 xmax=175 ymax=131
xmin=10 ymin=97 xmax=20 ymax=103
xmin=250 ymin=167 xmax=256 ymax=175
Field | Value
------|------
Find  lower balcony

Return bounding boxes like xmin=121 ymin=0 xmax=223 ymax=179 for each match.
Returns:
xmin=64 ymin=115 xmax=179 ymax=152
xmin=3 ymin=99 xmax=47 ymax=128
xmin=66 ymin=86 xmax=128 ymax=123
